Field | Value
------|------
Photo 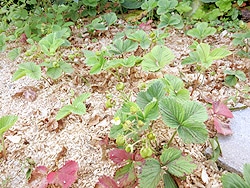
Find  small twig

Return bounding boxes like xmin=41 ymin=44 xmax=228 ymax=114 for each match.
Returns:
xmin=42 ymin=76 xmax=53 ymax=85
xmin=190 ymin=73 xmax=201 ymax=96
xmin=229 ymin=105 xmax=248 ymax=112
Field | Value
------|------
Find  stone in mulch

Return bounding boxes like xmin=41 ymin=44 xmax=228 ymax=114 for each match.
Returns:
xmin=217 ymin=107 xmax=250 ymax=174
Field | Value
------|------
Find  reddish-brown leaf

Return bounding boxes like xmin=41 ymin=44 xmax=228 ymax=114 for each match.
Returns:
xmin=114 ymin=163 xmax=138 ymax=188
xmin=28 ymin=166 xmax=48 ymax=188
xmin=109 ymin=149 xmax=132 ymax=165
xmin=139 ymin=20 xmax=153 ymax=31
xmin=20 ymin=33 xmax=27 ymax=44
xmin=212 ymin=101 xmax=233 ymax=118
xmin=99 ymin=135 xmax=109 ymax=146
xmin=214 ymin=117 xmax=233 ymax=135
xmin=132 ymin=151 xmax=145 ymax=162
xmin=95 ymin=175 xmax=119 ymax=188
xmin=12 ymin=86 xmax=38 ymax=102
xmin=47 ymin=160 xmax=78 ymax=188
xmin=55 ymin=146 xmax=67 ymax=163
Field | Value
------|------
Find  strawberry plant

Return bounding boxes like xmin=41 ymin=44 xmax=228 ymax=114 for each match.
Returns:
xmin=182 ymin=42 xmax=232 ymax=95
xmin=221 ymin=163 xmax=250 ymax=188
xmin=0 ymin=115 xmax=18 ymax=159
xmin=109 ymin=38 xmax=138 ymax=55
xmin=0 ymin=33 xmax=6 ymax=52
xmin=224 ymin=69 xmax=246 ymax=87
xmin=141 ymin=45 xmax=175 ymax=72
xmin=182 ymin=43 xmax=232 ymax=69
xmin=97 ymin=75 xmax=209 ymax=187
xmin=186 ymin=22 xmax=217 ymax=42
xmin=56 ymin=93 xmax=91 ymax=120
xmin=96 ymin=149 xmax=144 ymax=187
xmin=28 ymin=160 xmax=78 ymax=188
xmin=156 ymin=0 xmax=184 ymax=29
xmin=38 ymin=28 xmax=71 ymax=56
xmin=12 ymin=29 xmax=73 ymax=81
xmin=86 ymin=12 xmax=117 ymax=33
xmin=83 ymin=49 xmax=108 ymax=75
xmin=7 ymin=47 xmax=21 ymax=61
xmin=141 ymin=0 xmax=158 ymax=20
xmin=127 ymin=30 xmax=151 ymax=49
xmin=40 ymin=60 xmax=74 ymax=80
xmin=232 ymin=31 xmax=250 ymax=58
xmin=12 ymin=62 xmax=42 ymax=81
xmin=139 ymin=147 xmax=197 ymax=188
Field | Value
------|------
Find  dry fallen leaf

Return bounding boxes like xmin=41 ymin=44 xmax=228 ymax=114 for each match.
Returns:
xmin=28 ymin=166 xmax=48 ymax=188
xmin=12 ymin=86 xmax=38 ymax=102
xmin=46 ymin=118 xmax=65 ymax=133
xmin=88 ymin=115 xmax=100 ymax=127
xmin=56 ymin=146 xmax=68 ymax=164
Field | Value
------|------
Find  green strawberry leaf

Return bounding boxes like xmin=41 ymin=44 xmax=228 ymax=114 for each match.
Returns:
xmin=139 ymin=159 xmax=162 ymax=188
xmin=0 ymin=115 xmax=18 ymax=136
xmin=167 ymin=155 xmax=197 ymax=177
xmin=141 ymin=45 xmax=174 ymax=72
xmin=160 ymin=147 xmax=182 ymax=165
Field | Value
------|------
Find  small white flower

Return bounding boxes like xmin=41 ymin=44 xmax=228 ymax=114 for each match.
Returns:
xmin=111 ymin=117 xmax=121 ymax=125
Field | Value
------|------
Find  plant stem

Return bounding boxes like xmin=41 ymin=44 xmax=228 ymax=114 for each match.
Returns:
xmin=167 ymin=130 xmax=177 ymax=148
xmin=1 ymin=135 xmax=6 ymax=159
xmin=118 ymin=2 xmax=124 ymax=19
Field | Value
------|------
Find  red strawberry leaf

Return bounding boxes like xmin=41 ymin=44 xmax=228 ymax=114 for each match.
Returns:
xmin=212 ymin=101 xmax=233 ymax=118
xmin=95 ymin=175 xmax=119 ymax=188
xmin=109 ymin=149 xmax=132 ymax=165
xmin=214 ymin=117 xmax=233 ymax=135
xmin=47 ymin=160 xmax=78 ymax=188
xmin=28 ymin=166 xmax=48 ymax=188
xmin=114 ymin=162 xmax=138 ymax=188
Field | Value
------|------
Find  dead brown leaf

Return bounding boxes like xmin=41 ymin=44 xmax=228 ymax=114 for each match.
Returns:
xmin=12 ymin=86 xmax=38 ymax=102
xmin=88 ymin=115 xmax=100 ymax=127
xmin=45 ymin=118 xmax=65 ymax=133
xmin=55 ymin=146 xmax=67 ymax=164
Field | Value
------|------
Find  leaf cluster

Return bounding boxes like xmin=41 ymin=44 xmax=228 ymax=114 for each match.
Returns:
xmin=28 ymin=160 xmax=78 ymax=188
xmin=0 ymin=115 xmax=18 ymax=158
xmin=56 ymin=93 xmax=91 ymax=120
xmin=182 ymin=42 xmax=232 ymax=69
xmin=104 ymin=74 xmax=208 ymax=187
xmin=222 ymin=163 xmax=250 ymax=188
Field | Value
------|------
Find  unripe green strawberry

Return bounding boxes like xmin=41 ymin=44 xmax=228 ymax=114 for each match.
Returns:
xmin=125 ymin=144 xmax=133 ymax=153
xmin=149 ymin=32 xmax=156 ymax=38
xmin=96 ymin=51 xmax=101 ymax=56
xmin=116 ymin=135 xmax=125 ymax=146
xmin=139 ymin=82 xmax=147 ymax=90
xmin=147 ymin=132 xmax=156 ymax=140
xmin=105 ymin=99 xmax=113 ymax=108
xmin=130 ymin=106 xmax=138 ymax=114
xmin=138 ymin=120 xmax=144 ymax=127
xmin=140 ymin=147 xmax=153 ymax=158
xmin=52 ymin=61 xmax=59 ymax=68
xmin=116 ymin=82 xmax=125 ymax=91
